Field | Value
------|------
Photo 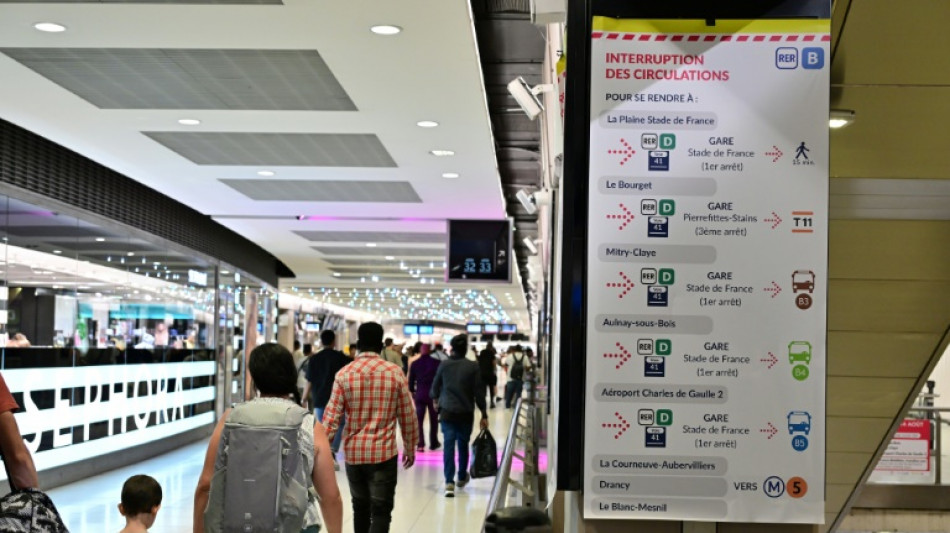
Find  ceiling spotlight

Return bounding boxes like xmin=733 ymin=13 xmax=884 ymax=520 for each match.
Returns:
xmin=178 ymin=118 xmax=201 ymax=126
xmin=430 ymin=150 xmax=455 ymax=157
xmin=257 ymin=170 xmax=276 ymax=177
xmin=442 ymin=172 xmax=460 ymax=179
xmin=127 ymin=252 xmax=135 ymax=256
xmin=95 ymin=237 xmax=105 ymax=242
xmin=523 ymin=237 xmax=539 ymax=255
xmin=34 ymin=22 xmax=66 ymax=33
xmin=516 ymin=189 xmax=538 ymax=215
xmin=370 ymin=25 xmax=402 ymax=35
xmin=507 ymin=76 xmax=554 ymax=120
xmin=52 ymin=250 xmax=62 ymax=254
xmin=332 ymin=272 xmax=341 ymax=277
xmin=366 ymin=243 xmax=377 ymax=247
xmin=829 ymin=109 xmax=856 ymax=129
xmin=417 ymin=120 xmax=439 ymax=128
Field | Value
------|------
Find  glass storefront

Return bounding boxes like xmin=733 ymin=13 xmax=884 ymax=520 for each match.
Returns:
xmin=0 ymin=193 xmax=276 ymax=478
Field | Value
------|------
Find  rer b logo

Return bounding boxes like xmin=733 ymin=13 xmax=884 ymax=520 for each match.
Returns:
xmin=802 ymin=47 xmax=824 ymax=69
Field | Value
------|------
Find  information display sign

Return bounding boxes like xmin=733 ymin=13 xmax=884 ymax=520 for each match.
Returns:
xmin=874 ymin=419 xmax=932 ymax=475
xmin=583 ymin=18 xmax=829 ymax=523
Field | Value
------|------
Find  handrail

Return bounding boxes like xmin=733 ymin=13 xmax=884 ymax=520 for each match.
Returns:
xmin=485 ymin=395 xmax=524 ymax=526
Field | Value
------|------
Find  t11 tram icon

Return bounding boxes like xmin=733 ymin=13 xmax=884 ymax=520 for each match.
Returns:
xmin=792 ymin=270 xmax=815 ymax=293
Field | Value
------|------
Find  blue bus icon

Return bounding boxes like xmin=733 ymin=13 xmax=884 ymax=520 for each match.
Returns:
xmin=787 ymin=411 xmax=812 ymax=435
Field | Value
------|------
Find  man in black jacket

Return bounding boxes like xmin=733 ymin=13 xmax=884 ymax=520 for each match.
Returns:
xmin=430 ymin=334 xmax=488 ymax=498
xmin=301 ymin=329 xmax=351 ymax=469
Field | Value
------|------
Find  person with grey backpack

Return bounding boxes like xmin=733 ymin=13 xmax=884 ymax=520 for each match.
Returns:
xmin=193 ymin=343 xmax=343 ymax=533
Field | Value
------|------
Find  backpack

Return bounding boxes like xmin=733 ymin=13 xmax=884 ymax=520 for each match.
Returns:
xmin=510 ymin=354 xmax=525 ymax=381
xmin=203 ymin=400 xmax=313 ymax=533
xmin=0 ymin=489 xmax=69 ymax=533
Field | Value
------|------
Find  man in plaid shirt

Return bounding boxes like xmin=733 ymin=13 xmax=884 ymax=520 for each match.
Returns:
xmin=323 ymin=322 xmax=417 ymax=533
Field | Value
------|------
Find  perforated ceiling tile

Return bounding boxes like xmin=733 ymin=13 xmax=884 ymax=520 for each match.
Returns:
xmin=293 ymin=231 xmax=444 ymax=243
xmin=311 ymin=246 xmax=444 ymax=257
xmin=150 ymin=133 xmax=395 ymax=167
xmin=0 ymin=49 xmax=352 ymax=110
xmin=221 ymin=179 xmax=419 ymax=202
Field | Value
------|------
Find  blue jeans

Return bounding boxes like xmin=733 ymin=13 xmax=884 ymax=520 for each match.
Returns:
xmin=315 ymin=406 xmax=345 ymax=455
xmin=440 ymin=419 xmax=474 ymax=485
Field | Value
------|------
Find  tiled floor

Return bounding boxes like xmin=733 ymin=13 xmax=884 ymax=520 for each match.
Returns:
xmin=46 ymin=407 xmax=516 ymax=533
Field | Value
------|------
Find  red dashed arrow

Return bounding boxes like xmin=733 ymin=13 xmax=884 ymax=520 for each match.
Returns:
xmin=760 ymin=422 xmax=778 ymax=440
xmin=765 ymin=145 xmax=783 ymax=162
xmin=760 ymin=351 xmax=778 ymax=369
xmin=604 ymin=342 xmax=633 ymax=369
xmin=607 ymin=203 xmax=635 ymax=230
xmin=607 ymin=139 xmax=636 ymax=166
xmin=764 ymin=211 xmax=783 ymax=229
xmin=602 ymin=412 xmax=631 ymax=439
xmin=606 ymin=272 xmax=635 ymax=298
xmin=763 ymin=281 xmax=782 ymax=298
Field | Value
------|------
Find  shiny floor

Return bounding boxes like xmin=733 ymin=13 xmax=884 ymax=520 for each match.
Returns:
xmin=47 ymin=407 xmax=515 ymax=533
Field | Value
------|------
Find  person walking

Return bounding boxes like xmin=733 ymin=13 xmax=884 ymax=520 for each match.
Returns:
xmin=322 ymin=322 xmax=417 ymax=533
xmin=503 ymin=345 xmax=530 ymax=409
xmin=194 ymin=343 xmax=343 ymax=533
xmin=381 ymin=338 xmax=402 ymax=368
xmin=0 ymin=372 xmax=38 ymax=490
xmin=301 ymin=330 xmax=351 ymax=469
xmin=407 ymin=344 xmax=441 ymax=452
xmin=477 ymin=341 xmax=498 ymax=408
xmin=430 ymin=334 xmax=488 ymax=498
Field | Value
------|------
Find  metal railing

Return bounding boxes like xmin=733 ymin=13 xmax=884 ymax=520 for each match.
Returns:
xmin=484 ymin=376 xmax=545 ymax=529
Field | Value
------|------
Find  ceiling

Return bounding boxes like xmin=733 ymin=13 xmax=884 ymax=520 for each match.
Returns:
xmin=0 ymin=0 xmax=541 ymax=329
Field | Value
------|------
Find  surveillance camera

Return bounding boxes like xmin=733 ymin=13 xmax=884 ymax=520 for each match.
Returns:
xmin=507 ymin=77 xmax=543 ymax=120
xmin=516 ymin=189 xmax=537 ymax=215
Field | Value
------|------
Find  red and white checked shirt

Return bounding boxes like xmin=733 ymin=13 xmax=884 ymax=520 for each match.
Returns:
xmin=323 ymin=353 xmax=418 ymax=465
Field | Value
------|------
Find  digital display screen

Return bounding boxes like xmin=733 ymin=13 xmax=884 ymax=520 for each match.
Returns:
xmin=466 ymin=324 xmax=482 ymax=334
xmin=483 ymin=324 xmax=500 ymax=334
xmin=446 ymin=219 xmax=511 ymax=282
xmin=501 ymin=324 xmax=517 ymax=333
xmin=418 ymin=325 xmax=434 ymax=335
xmin=305 ymin=322 xmax=322 ymax=332
xmin=403 ymin=324 xmax=419 ymax=335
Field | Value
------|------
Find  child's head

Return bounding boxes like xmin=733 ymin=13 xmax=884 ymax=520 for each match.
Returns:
xmin=119 ymin=475 xmax=162 ymax=527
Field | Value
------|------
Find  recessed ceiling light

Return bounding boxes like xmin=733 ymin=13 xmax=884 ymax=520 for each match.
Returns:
xmin=127 ymin=252 xmax=135 ymax=256
xmin=442 ymin=172 xmax=460 ymax=179
xmin=370 ymin=25 xmax=402 ymax=35
xmin=366 ymin=243 xmax=377 ymax=247
xmin=385 ymin=256 xmax=395 ymax=260
xmin=257 ymin=170 xmax=275 ymax=177
xmin=34 ymin=22 xmax=66 ymax=33
xmin=52 ymin=250 xmax=62 ymax=254
xmin=221 ymin=270 xmax=230 ymax=275
xmin=430 ymin=150 xmax=455 ymax=157
xmin=178 ymin=118 xmax=201 ymax=126
xmin=332 ymin=272 xmax=341 ymax=277
xmin=417 ymin=120 xmax=439 ymax=128
xmin=95 ymin=237 xmax=105 ymax=242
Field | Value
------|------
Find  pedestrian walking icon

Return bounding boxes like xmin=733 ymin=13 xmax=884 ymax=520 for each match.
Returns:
xmin=795 ymin=142 xmax=810 ymax=160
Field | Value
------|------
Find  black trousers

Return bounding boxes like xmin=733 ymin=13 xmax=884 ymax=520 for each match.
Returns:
xmin=345 ymin=456 xmax=398 ymax=533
